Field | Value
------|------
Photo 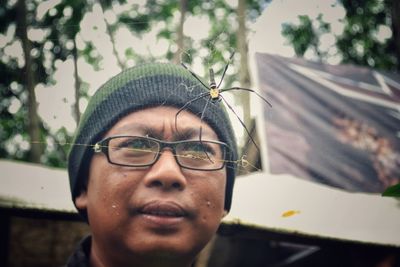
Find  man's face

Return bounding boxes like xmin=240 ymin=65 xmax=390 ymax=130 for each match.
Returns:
xmin=75 ymin=106 xmax=227 ymax=265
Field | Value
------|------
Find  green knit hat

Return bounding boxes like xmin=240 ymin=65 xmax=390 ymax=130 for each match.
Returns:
xmin=68 ymin=62 xmax=238 ymax=213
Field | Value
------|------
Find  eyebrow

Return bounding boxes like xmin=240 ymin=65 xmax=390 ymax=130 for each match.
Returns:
xmin=111 ymin=123 xmax=216 ymax=141
xmin=173 ymin=128 xmax=199 ymax=140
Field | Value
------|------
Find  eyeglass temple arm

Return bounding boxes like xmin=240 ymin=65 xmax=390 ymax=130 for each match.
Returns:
xmin=93 ymin=143 xmax=102 ymax=153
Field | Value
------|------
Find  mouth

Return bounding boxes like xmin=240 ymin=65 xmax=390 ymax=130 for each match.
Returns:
xmin=137 ymin=201 xmax=188 ymax=227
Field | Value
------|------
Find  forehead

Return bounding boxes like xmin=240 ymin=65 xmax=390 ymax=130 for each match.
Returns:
xmin=105 ymin=106 xmax=219 ymax=140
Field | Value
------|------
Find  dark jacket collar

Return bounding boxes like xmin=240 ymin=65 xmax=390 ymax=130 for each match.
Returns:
xmin=64 ymin=236 xmax=91 ymax=267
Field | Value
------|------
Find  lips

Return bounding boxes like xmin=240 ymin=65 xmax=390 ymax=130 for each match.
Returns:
xmin=137 ymin=201 xmax=188 ymax=228
xmin=139 ymin=201 xmax=187 ymax=218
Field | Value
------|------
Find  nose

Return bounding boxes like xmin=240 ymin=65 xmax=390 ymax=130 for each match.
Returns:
xmin=143 ymin=149 xmax=187 ymax=191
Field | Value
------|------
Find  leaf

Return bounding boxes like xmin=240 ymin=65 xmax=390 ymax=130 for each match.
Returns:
xmin=119 ymin=14 xmax=150 ymax=33
xmin=281 ymin=210 xmax=301 ymax=218
xmin=382 ymin=183 xmax=400 ymax=197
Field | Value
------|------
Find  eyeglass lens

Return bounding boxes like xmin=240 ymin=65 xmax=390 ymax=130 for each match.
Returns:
xmin=106 ymin=136 xmax=225 ymax=170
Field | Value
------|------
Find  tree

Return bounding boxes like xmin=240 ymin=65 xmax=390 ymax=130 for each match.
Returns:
xmin=98 ymin=0 xmax=126 ymax=70
xmin=237 ymin=0 xmax=251 ymax=130
xmin=0 ymin=0 xmax=89 ymax=167
xmin=282 ymin=14 xmax=330 ymax=60
xmin=173 ymin=0 xmax=188 ymax=64
xmin=282 ymin=0 xmax=399 ymax=70
xmin=0 ymin=0 xmax=270 ymax=170
xmin=392 ymin=0 xmax=400 ymax=71
xmin=0 ymin=0 xmax=46 ymax=163
xmin=16 ymin=0 xmax=43 ymax=163
xmin=337 ymin=0 xmax=399 ymax=70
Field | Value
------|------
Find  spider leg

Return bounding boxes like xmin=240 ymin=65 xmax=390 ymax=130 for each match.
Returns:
xmin=217 ymin=51 xmax=235 ymax=89
xmin=174 ymin=91 xmax=210 ymax=133
xmin=220 ymin=87 xmax=272 ymax=107
xmin=181 ymin=63 xmax=209 ymax=89
xmin=220 ymin=94 xmax=261 ymax=153
xmin=198 ymin=97 xmax=215 ymax=164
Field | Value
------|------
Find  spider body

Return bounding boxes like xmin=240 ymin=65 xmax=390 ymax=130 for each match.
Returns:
xmin=209 ymin=88 xmax=220 ymax=100
xmin=208 ymin=69 xmax=220 ymax=100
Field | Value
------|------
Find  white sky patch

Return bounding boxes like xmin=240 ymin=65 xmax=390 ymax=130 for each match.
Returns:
xmin=27 ymin=28 xmax=49 ymax=43
xmin=36 ymin=0 xmax=62 ymax=20
xmin=225 ymin=0 xmax=238 ymax=8
xmin=0 ymin=35 xmax=8 ymax=49
xmin=224 ymin=92 xmax=245 ymax=147
xmin=184 ymin=15 xmax=210 ymax=40
xmin=319 ymin=33 xmax=335 ymax=50
xmin=114 ymin=27 xmax=138 ymax=54
xmin=375 ymin=25 xmax=392 ymax=41
xmin=115 ymin=24 xmax=169 ymax=59
xmin=125 ymin=0 xmax=147 ymax=7
xmin=4 ymin=40 xmax=24 ymax=67
xmin=192 ymin=56 xmax=205 ymax=77
xmin=77 ymin=56 xmax=119 ymax=97
xmin=79 ymin=7 xmax=107 ymax=41
xmin=36 ymin=59 xmax=76 ymax=133
xmin=77 ymin=6 xmax=122 ymax=94
xmin=104 ymin=9 xmax=118 ymax=25
xmin=8 ymin=97 xmax=22 ymax=114
xmin=0 ymin=24 xmax=16 ymax=48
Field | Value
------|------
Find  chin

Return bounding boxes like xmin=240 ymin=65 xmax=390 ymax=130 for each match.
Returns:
xmin=123 ymin=234 xmax=208 ymax=261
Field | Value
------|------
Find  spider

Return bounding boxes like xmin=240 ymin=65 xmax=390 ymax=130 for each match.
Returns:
xmin=175 ymin=51 xmax=272 ymax=156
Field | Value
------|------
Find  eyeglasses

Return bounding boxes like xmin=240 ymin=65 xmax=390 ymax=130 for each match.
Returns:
xmin=93 ymin=135 xmax=229 ymax=171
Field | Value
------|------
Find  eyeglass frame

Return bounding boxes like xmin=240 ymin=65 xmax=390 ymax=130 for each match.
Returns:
xmin=92 ymin=135 xmax=230 ymax=171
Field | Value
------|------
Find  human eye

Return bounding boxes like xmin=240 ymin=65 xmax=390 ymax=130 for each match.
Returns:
xmin=111 ymin=137 xmax=157 ymax=155
xmin=108 ymin=137 xmax=158 ymax=166
xmin=123 ymin=138 xmax=153 ymax=151
xmin=176 ymin=140 xmax=225 ymax=170
xmin=179 ymin=141 xmax=216 ymax=159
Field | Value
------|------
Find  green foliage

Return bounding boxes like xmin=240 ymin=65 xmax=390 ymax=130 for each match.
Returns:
xmin=246 ymin=0 xmax=270 ymax=21
xmin=282 ymin=16 xmax=314 ymax=57
xmin=0 ymin=108 xmax=29 ymax=161
xmin=336 ymin=0 xmax=397 ymax=69
xmin=0 ymin=2 xmax=16 ymax=33
xmin=98 ymin=0 xmax=267 ymax=88
xmin=42 ymin=127 xmax=72 ymax=168
xmin=282 ymin=14 xmax=330 ymax=58
xmin=281 ymin=0 xmax=398 ymax=70
xmin=119 ymin=13 xmax=151 ymax=33
xmin=81 ymin=42 xmax=103 ymax=71
xmin=382 ymin=183 xmax=400 ymax=197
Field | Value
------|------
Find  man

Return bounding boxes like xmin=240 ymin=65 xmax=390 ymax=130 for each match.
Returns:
xmin=66 ymin=62 xmax=238 ymax=267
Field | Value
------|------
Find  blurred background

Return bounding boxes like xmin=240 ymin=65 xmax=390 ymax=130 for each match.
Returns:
xmin=0 ymin=0 xmax=399 ymax=169
xmin=0 ymin=0 xmax=399 ymax=266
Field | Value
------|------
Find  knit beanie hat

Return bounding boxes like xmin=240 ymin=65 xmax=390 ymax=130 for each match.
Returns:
xmin=68 ymin=62 xmax=238 ymax=214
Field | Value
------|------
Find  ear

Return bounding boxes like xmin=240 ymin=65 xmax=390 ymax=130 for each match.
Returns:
xmin=74 ymin=190 xmax=88 ymax=210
